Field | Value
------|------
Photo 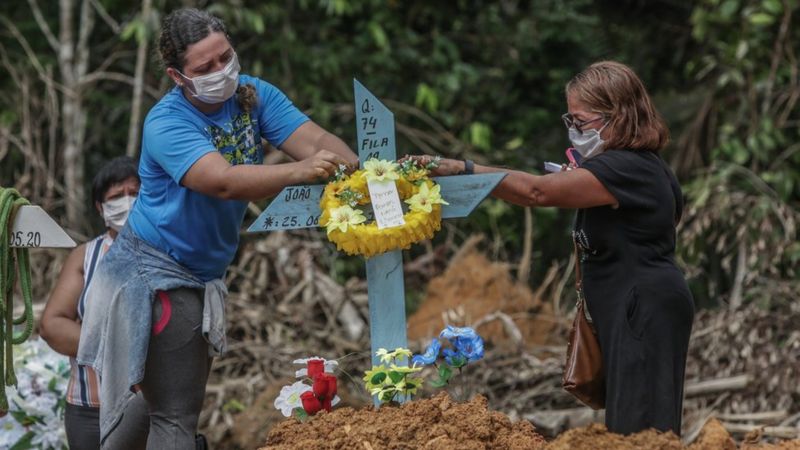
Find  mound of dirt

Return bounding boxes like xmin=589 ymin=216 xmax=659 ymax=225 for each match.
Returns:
xmin=690 ymin=418 xmax=736 ymax=450
xmin=260 ymin=392 xmax=547 ymax=450
xmin=225 ymin=377 xmax=366 ymax=450
xmin=545 ymin=422 xmax=683 ymax=450
xmin=407 ymin=246 xmax=555 ymax=350
xmin=260 ymin=392 xmax=800 ymax=450
xmin=545 ymin=418 xmax=800 ymax=450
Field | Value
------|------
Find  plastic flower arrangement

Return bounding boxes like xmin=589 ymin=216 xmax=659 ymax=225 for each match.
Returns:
xmin=274 ymin=357 xmax=340 ymax=420
xmin=319 ymin=157 xmax=447 ymax=257
xmin=405 ymin=182 xmax=446 ymax=214
xmin=362 ymin=348 xmax=424 ymax=403
xmin=362 ymin=159 xmax=400 ymax=183
xmin=0 ymin=338 xmax=70 ymax=450
xmin=324 ymin=205 xmax=366 ymax=234
xmin=411 ymin=325 xmax=485 ymax=388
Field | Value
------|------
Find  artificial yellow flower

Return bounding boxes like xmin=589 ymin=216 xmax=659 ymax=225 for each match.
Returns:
xmin=376 ymin=347 xmax=415 ymax=364
xmin=389 ymin=364 xmax=423 ymax=374
xmin=390 ymin=348 xmax=414 ymax=361
xmin=325 ymin=205 xmax=366 ymax=234
xmin=363 ymin=366 xmax=389 ymax=390
xmin=363 ymin=159 xmax=400 ymax=183
xmin=370 ymin=386 xmax=387 ymax=397
xmin=395 ymin=377 xmax=424 ymax=396
xmin=403 ymin=167 xmax=428 ymax=183
xmin=375 ymin=348 xmax=393 ymax=365
xmin=405 ymin=182 xmax=449 ymax=213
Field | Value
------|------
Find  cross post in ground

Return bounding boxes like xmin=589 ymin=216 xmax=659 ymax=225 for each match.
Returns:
xmin=247 ymin=80 xmax=504 ymax=404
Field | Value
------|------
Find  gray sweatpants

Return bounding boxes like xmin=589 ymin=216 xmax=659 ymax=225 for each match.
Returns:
xmin=67 ymin=393 xmax=149 ymax=450
xmin=103 ymin=288 xmax=212 ymax=450
xmin=65 ymin=403 xmax=101 ymax=450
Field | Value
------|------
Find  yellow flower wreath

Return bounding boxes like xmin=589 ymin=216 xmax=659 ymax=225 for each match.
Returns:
xmin=319 ymin=159 xmax=448 ymax=257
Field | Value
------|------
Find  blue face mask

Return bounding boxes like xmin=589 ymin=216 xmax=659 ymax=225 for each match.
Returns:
xmin=568 ymin=122 xmax=608 ymax=159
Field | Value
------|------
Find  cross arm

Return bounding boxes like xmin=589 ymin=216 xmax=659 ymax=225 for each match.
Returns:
xmin=435 ymin=173 xmax=507 ymax=219
xmin=9 ymin=206 xmax=76 ymax=248
xmin=246 ymin=185 xmax=325 ymax=232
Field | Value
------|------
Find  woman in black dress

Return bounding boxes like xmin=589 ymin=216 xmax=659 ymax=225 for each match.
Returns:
xmin=412 ymin=60 xmax=694 ymax=435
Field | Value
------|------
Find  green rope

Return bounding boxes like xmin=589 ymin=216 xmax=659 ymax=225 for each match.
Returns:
xmin=0 ymin=187 xmax=34 ymax=415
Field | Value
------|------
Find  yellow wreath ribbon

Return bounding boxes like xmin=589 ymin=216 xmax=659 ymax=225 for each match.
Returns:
xmin=319 ymin=159 xmax=448 ymax=257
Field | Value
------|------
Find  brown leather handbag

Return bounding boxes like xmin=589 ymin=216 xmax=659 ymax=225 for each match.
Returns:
xmin=562 ymin=243 xmax=605 ymax=409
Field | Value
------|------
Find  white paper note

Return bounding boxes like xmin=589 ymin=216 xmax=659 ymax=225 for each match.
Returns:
xmin=367 ymin=180 xmax=406 ymax=229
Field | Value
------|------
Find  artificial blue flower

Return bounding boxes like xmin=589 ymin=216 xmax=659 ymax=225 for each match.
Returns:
xmin=411 ymin=339 xmax=441 ymax=366
xmin=442 ymin=347 xmax=464 ymax=366
xmin=438 ymin=326 xmax=485 ymax=366
xmin=439 ymin=325 xmax=480 ymax=341
xmin=452 ymin=335 xmax=484 ymax=363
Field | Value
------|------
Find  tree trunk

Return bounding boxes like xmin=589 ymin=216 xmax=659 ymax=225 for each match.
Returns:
xmin=58 ymin=0 xmax=94 ymax=231
xmin=126 ymin=0 xmax=152 ymax=158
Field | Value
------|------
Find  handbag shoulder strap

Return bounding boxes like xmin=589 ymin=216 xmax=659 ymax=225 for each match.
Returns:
xmin=573 ymin=240 xmax=595 ymax=325
xmin=573 ymin=240 xmax=583 ymax=299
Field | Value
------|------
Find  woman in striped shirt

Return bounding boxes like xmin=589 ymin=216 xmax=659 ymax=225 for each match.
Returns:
xmin=40 ymin=156 xmax=147 ymax=450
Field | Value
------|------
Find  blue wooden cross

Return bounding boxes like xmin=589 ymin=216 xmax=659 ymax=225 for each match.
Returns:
xmin=247 ymin=80 xmax=504 ymax=401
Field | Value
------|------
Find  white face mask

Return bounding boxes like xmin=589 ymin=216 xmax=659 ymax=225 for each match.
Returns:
xmin=179 ymin=53 xmax=240 ymax=104
xmin=568 ymin=122 xmax=608 ymax=160
xmin=102 ymin=195 xmax=136 ymax=231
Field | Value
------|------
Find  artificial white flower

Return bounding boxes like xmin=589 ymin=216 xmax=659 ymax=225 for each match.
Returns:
xmin=375 ymin=348 xmax=392 ymax=364
xmin=362 ymin=159 xmax=400 ymax=183
xmin=0 ymin=416 xmax=27 ymax=447
xmin=31 ymin=416 xmax=68 ymax=449
xmin=405 ymin=182 xmax=448 ymax=213
xmin=273 ymin=381 xmax=313 ymax=417
xmin=3 ymin=337 xmax=70 ymax=450
xmin=325 ymin=205 xmax=366 ymax=234
xmin=292 ymin=357 xmax=339 ymax=378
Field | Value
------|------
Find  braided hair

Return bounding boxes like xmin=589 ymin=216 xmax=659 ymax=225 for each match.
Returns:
xmin=158 ymin=8 xmax=256 ymax=113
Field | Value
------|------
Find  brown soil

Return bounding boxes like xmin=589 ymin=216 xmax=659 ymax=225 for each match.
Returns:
xmin=226 ymin=377 xmax=366 ymax=450
xmin=545 ymin=423 xmax=683 ymax=450
xmin=260 ymin=392 xmax=547 ymax=450
xmin=544 ymin=418 xmax=800 ymax=450
xmin=689 ymin=418 xmax=736 ymax=450
xmin=407 ymin=247 xmax=555 ymax=349
xmin=261 ymin=406 xmax=800 ymax=450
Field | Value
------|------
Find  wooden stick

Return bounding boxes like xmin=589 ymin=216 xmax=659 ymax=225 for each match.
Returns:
xmin=720 ymin=422 xmax=799 ymax=439
xmin=716 ymin=410 xmax=789 ymax=423
xmin=684 ymin=374 xmax=749 ymax=397
xmin=473 ymin=311 xmax=523 ymax=347
xmin=682 ymin=393 xmax=731 ymax=445
xmin=517 ymin=207 xmax=533 ymax=281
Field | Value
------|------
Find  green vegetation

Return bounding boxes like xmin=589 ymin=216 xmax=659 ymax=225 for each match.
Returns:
xmin=1 ymin=0 xmax=797 ymax=308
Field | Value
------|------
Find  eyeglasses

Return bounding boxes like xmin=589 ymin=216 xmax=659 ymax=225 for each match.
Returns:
xmin=562 ymin=113 xmax=606 ymax=134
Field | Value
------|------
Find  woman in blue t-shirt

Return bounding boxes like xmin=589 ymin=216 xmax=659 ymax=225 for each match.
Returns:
xmin=76 ymin=8 xmax=357 ymax=449
xmin=409 ymin=61 xmax=694 ymax=436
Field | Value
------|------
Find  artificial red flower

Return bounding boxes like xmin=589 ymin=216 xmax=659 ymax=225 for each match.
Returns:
xmin=316 ymin=374 xmax=338 ymax=411
xmin=302 ymin=369 xmax=338 ymax=415
xmin=307 ymin=359 xmax=324 ymax=378
xmin=300 ymin=391 xmax=322 ymax=415
xmin=325 ymin=374 xmax=338 ymax=398
xmin=312 ymin=374 xmax=330 ymax=399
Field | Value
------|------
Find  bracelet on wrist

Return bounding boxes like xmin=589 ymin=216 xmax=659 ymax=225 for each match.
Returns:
xmin=459 ymin=159 xmax=474 ymax=175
